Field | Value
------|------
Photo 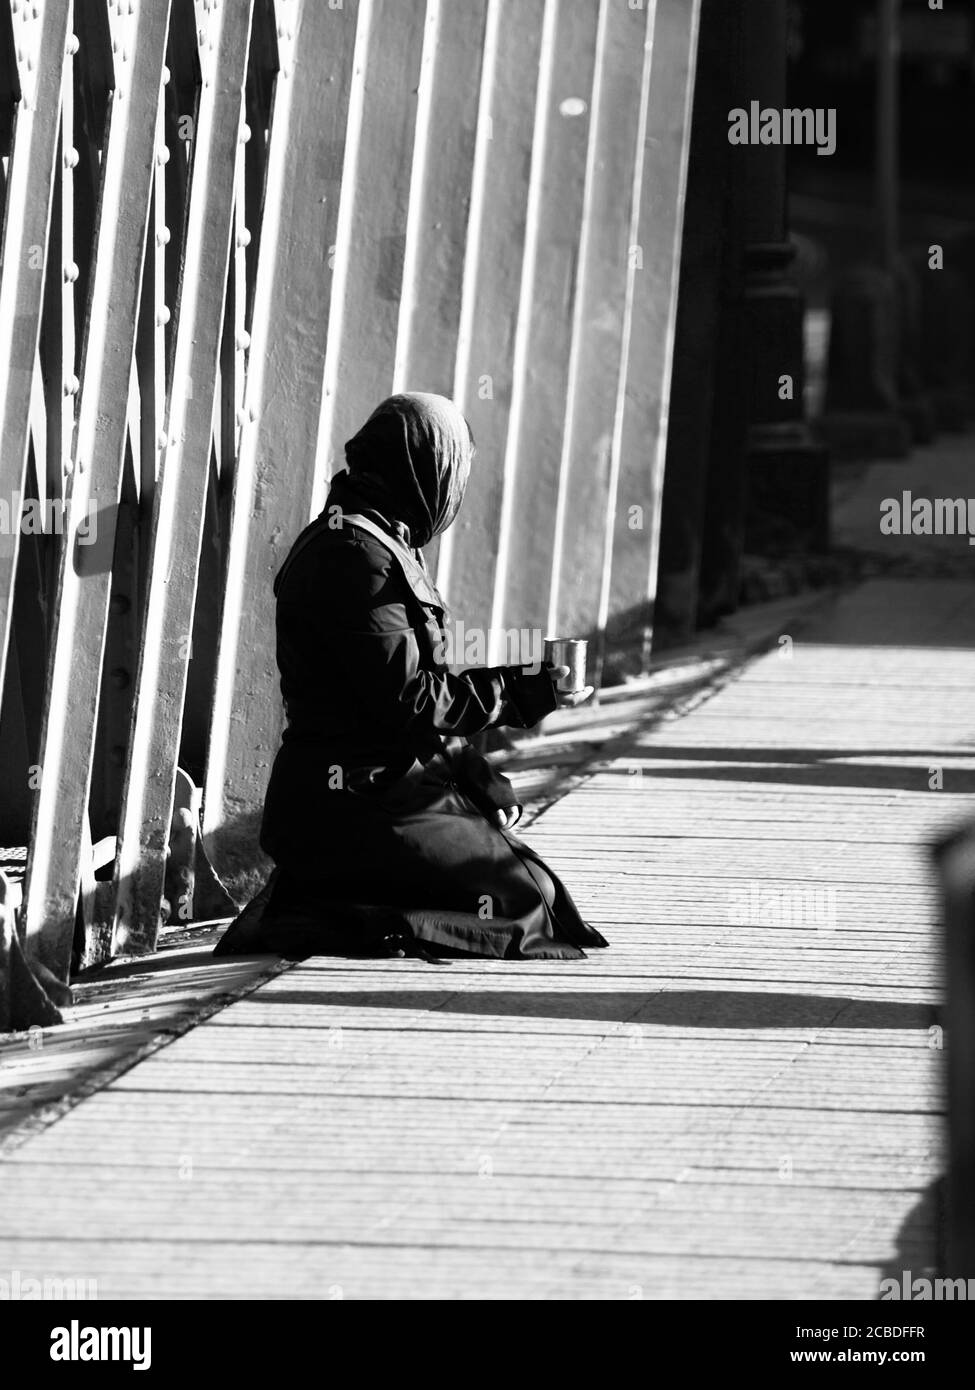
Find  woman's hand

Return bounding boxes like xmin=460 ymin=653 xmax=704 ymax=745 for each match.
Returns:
xmin=493 ymin=805 xmax=522 ymax=831
xmin=547 ymin=664 xmax=595 ymax=709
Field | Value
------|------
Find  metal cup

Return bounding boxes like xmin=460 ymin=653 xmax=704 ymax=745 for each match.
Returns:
xmin=543 ymin=638 xmax=588 ymax=694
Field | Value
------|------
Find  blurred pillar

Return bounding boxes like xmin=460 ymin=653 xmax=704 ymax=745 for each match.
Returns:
xmin=910 ymin=251 xmax=973 ymax=431
xmin=876 ymin=0 xmax=898 ymax=276
xmin=878 ymin=1 xmax=935 ymax=444
xmin=696 ymin=0 xmax=828 ymax=627
xmin=895 ymin=254 xmax=936 ymax=444
xmin=822 ymin=263 xmax=909 ymax=460
xmin=821 ymin=0 xmax=922 ymax=459
xmin=653 ymin=0 xmax=731 ymax=644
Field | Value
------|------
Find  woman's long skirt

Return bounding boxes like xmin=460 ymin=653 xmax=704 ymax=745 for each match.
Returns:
xmin=213 ymin=758 xmax=607 ymax=961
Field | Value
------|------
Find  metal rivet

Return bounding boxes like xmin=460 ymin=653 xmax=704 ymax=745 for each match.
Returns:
xmin=157 ymin=226 xmax=171 ymax=246
xmin=64 ymin=146 xmax=79 ymax=169
xmin=240 ymin=122 xmax=251 ymax=144
xmin=63 ymin=261 xmax=79 ymax=283
xmin=156 ymin=306 xmax=171 ymax=326
xmin=156 ymin=146 xmax=170 ymax=165
xmin=63 ymin=375 xmax=80 ymax=396
xmin=67 ymin=34 xmax=80 ymax=54
xmin=236 ymin=228 xmax=251 ymax=249
xmin=236 ymin=331 xmax=250 ymax=351
xmin=162 ymin=64 xmax=171 ymax=84
xmin=157 ymin=431 xmax=168 ymax=449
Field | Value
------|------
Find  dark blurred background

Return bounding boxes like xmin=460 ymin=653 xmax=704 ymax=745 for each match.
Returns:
xmin=649 ymin=0 xmax=975 ymax=659
xmin=789 ymin=0 xmax=975 ymax=414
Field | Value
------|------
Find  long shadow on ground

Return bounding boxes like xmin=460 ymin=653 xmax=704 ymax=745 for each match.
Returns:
xmin=241 ymin=987 xmax=939 ymax=1031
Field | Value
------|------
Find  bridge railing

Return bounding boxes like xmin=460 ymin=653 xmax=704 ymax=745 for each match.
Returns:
xmin=0 ymin=0 xmax=699 ymax=982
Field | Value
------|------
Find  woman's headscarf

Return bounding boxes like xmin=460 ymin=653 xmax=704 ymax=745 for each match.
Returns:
xmin=340 ymin=392 xmax=474 ymax=549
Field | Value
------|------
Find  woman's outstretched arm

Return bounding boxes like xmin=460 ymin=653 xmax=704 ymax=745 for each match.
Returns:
xmin=283 ymin=531 xmax=558 ymax=738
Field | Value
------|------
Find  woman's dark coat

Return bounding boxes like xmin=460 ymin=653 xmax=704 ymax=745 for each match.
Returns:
xmin=215 ymin=395 xmax=607 ymax=961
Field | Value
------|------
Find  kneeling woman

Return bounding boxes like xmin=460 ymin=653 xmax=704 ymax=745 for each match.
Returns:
xmin=215 ymin=392 xmax=608 ymax=962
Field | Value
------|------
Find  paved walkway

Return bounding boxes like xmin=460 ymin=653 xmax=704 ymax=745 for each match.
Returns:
xmin=1 ymin=572 xmax=971 ymax=1299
